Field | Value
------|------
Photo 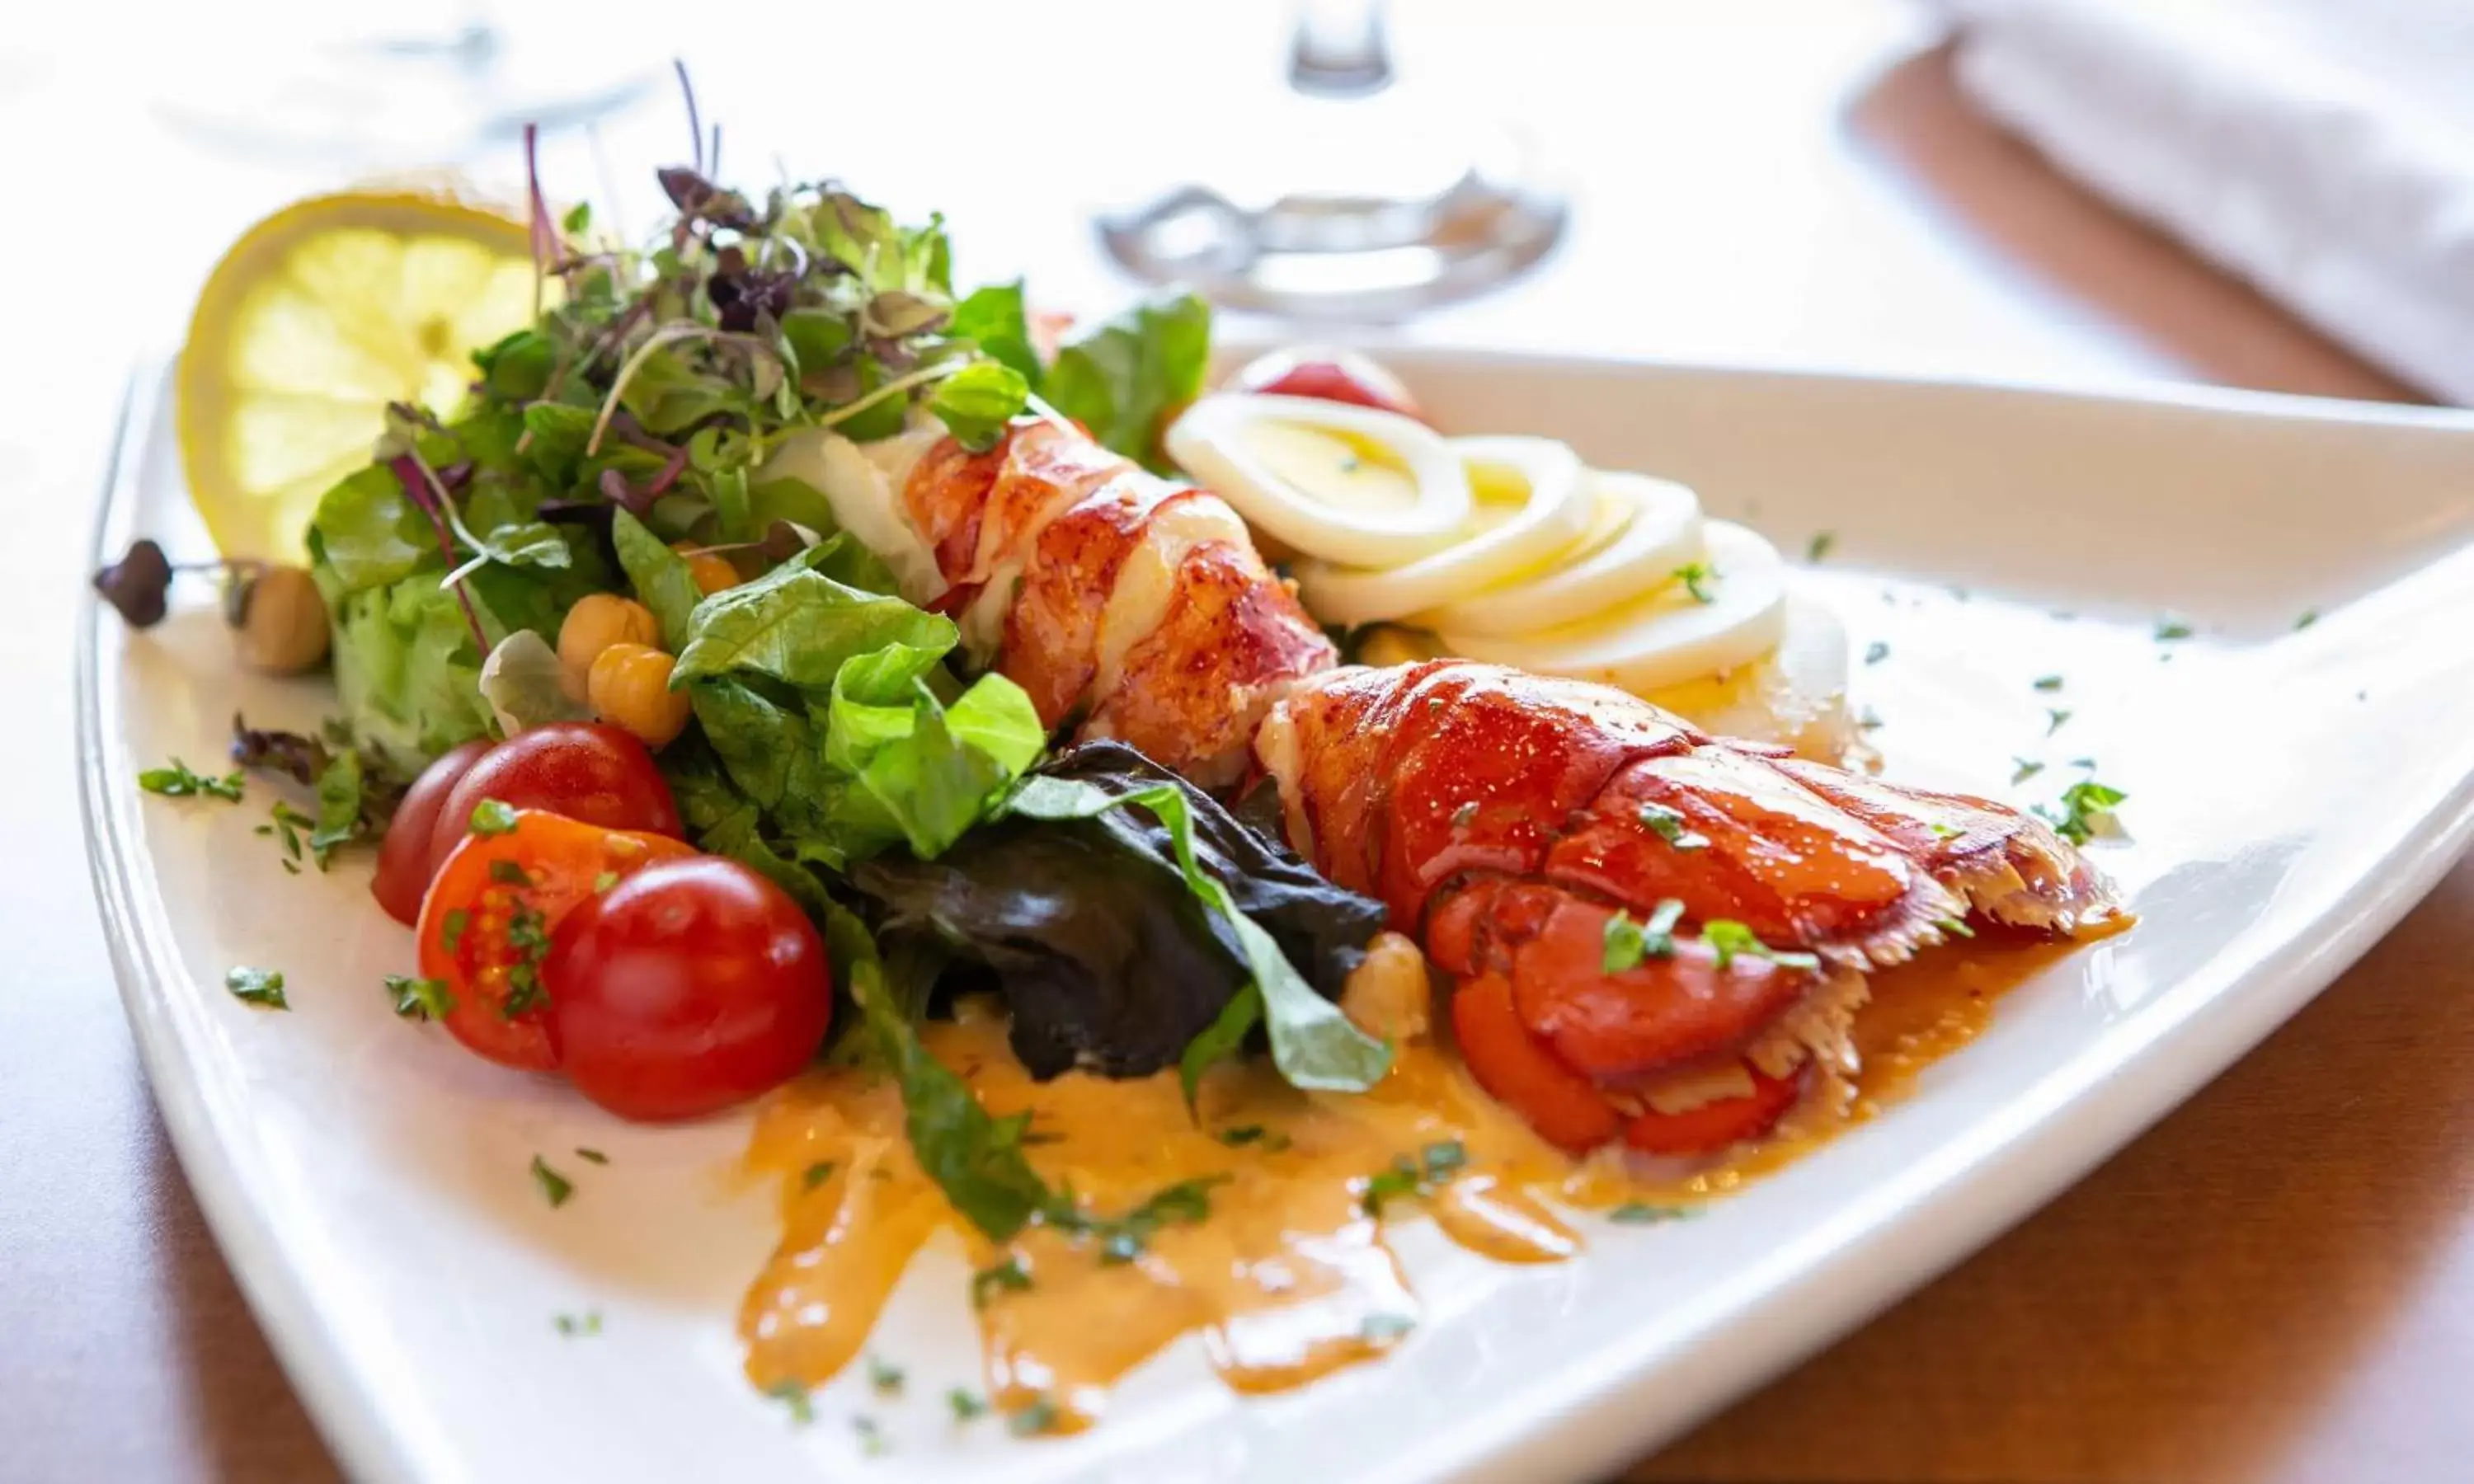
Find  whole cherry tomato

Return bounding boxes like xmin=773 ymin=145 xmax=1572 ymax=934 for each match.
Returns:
xmin=372 ymin=738 xmax=492 ymax=926
xmin=1230 ymin=346 xmax=1425 ymax=423
xmin=426 ymin=723 xmax=682 ymax=881
xmin=543 ymin=857 xmax=833 ymax=1120
xmin=415 ymin=810 xmax=698 ymax=1070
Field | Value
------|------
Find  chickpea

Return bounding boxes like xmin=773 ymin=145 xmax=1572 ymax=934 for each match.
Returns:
xmin=673 ymin=542 xmax=741 ymax=596
xmin=1339 ymin=932 xmax=1433 ymax=1041
xmin=556 ymin=594 xmax=661 ymax=700
xmin=228 ymin=564 xmax=330 ymax=674
xmin=587 ymin=641 xmax=693 ymax=749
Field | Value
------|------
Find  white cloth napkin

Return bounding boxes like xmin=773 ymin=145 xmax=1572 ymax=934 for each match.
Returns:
xmin=1931 ymin=0 xmax=2474 ymax=402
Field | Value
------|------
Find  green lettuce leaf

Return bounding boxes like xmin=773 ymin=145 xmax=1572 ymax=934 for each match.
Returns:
xmin=310 ymin=465 xmax=431 ymax=594
xmin=1042 ymin=291 xmax=1211 ymax=473
xmin=611 ymin=508 xmax=703 ymax=650
xmin=949 ymin=282 xmax=1042 ymax=390
xmin=672 ymin=548 xmax=953 ymax=689
xmin=929 ymin=360 xmax=1030 ymax=452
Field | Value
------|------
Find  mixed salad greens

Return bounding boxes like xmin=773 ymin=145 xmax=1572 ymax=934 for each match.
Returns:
xmin=138 ymin=139 xmax=1391 ymax=1243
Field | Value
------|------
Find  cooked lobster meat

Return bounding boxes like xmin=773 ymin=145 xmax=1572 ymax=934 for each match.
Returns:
xmin=890 ymin=420 xmax=2119 ymax=1155
xmin=1254 ymin=660 xmax=2117 ymax=1153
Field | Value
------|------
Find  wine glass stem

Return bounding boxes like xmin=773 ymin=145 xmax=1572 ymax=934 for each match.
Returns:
xmin=1289 ymin=0 xmax=1394 ymax=97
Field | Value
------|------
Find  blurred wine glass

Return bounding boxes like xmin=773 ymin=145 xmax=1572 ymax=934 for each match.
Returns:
xmin=1098 ymin=0 xmax=1566 ymax=321
xmin=149 ymin=8 xmax=652 ymax=170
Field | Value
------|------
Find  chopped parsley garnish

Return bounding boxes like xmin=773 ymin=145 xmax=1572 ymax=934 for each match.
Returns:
xmin=468 ymin=798 xmax=520 ymax=836
xmin=266 ymin=801 xmax=313 ymax=864
xmin=2044 ymin=707 xmax=2073 ymax=736
xmin=1008 ymin=1396 xmax=1061 ymax=1437
xmin=2011 ymin=757 xmax=2045 ymax=785
xmin=766 ymin=1379 xmax=815 ymax=1426
xmin=948 ymin=1388 xmax=988 ymax=1422
xmin=867 ymin=1356 xmax=905 ymax=1394
xmin=488 ymin=858 xmax=534 ymax=887
xmin=1806 ymin=532 xmax=1835 ymax=563
xmin=440 ymin=908 xmax=470 ymax=953
xmin=554 ymin=1311 xmax=601 ymax=1336
xmin=1863 ymin=641 xmax=1889 ymax=665
xmin=854 ymin=1416 xmax=888 ymax=1457
xmin=2294 ymin=609 xmax=2320 ymax=630
xmin=2031 ymin=674 xmax=2063 ymax=692
xmin=2069 ymin=757 xmax=2099 ymax=770
xmin=1079 ymin=1175 xmax=1228 ymax=1264
xmin=1602 ymin=898 xmax=1686 ymax=974
xmin=2037 ymin=779 xmax=2127 ymax=846
xmin=1362 ymin=1313 xmax=1417 ymax=1342
xmin=1607 ymin=1202 xmax=1698 ymax=1225
xmin=801 ymin=1161 xmax=837 ymax=1190
xmin=384 ymin=974 xmax=454 ymax=1020
xmin=574 ymin=1147 xmax=609 ymax=1165
xmin=501 ymin=902 xmax=553 ymax=1017
xmin=971 ymin=1258 xmax=1032 ymax=1308
xmin=2154 ymin=616 xmax=2194 ymax=641
xmin=1361 ymin=1139 xmax=1469 ymax=1215
xmin=1218 ymin=1124 xmax=1292 ymax=1151
xmin=224 ymin=965 xmax=289 ymax=1010
xmin=1928 ymin=821 xmax=1963 ymax=840
xmin=530 ymin=1155 xmax=575 ymax=1208
xmin=591 ymin=870 xmax=621 ymax=893
xmin=1702 ymin=920 xmax=1822 ymax=974
xmin=1933 ymin=916 xmax=1976 ymax=938
xmin=1637 ymin=804 xmax=1710 ymax=851
xmin=138 ymin=758 xmax=244 ymax=802
xmin=1671 ymin=561 xmax=1716 ymax=603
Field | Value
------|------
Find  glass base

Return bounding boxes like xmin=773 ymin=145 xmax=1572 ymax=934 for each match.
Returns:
xmin=1097 ymin=83 xmax=1567 ymax=322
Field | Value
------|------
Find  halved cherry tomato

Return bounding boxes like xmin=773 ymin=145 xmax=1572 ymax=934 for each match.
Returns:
xmin=372 ymin=738 xmax=492 ymax=925
xmin=426 ymin=722 xmax=682 ymax=881
xmin=415 ymin=810 xmax=697 ymax=1070
xmin=543 ymin=858 xmax=832 ymax=1121
xmin=1230 ymin=347 xmax=1425 ymax=423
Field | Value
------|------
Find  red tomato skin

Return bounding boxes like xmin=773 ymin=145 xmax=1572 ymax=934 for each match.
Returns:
xmin=543 ymin=858 xmax=832 ymax=1121
xmin=1230 ymin=348 xmax=1424 ymax=422
xmin=426 ymin=723 xmax=682 ymax=879
xmin=416 ymin=810 xmax=698 ymax=1071
xmin=373 ymin=739 xmax=492 ymax=925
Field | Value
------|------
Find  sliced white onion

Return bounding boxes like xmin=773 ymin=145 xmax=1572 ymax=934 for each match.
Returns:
xmin=1417 ymin=471 xmax=1705 ymax=637
xmin=1164 ymin=393 xmax=1472 ymax=568
xmin=1437 ymin=520 xmax=1789 ymax=693
xmin=1298 ymin=437 xmax=1594 ymax=627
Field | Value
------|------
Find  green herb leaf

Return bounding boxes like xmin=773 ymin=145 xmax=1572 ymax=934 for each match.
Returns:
xmin=1607 ymin=1202 xmax=1698 ymax=1225
xmin=553 ymin=1311 xmax=602 ymax=1336
xmin=801 ymin=1161 xmax=837 ymax=1190
xmin=224 ymin=965 xmax=289 ymax=1010
xmin=1863 ymin=641 xmax=1889 ymax=665
xmin=948 ymin=280 xmax=1043 ymax=389
xmin=672 ymin=557 xmax=953 ymax=691
xmin=766 ymin=1380 xmax=816 ymax=1426
xmin=1042 ymin=292 xmax=1211 ymax=473
xmin=2154 ymin=615 xmax=2194 ymax=641
xmin=929 ymin=359 xmax=1030 ymax=452
xmin=947 ymin=1388 xmax=989 ymax=1422
xmin=2044 ymin=707 xmax=2073 ymax=736
xmin=1671 ymin=561 xmax=1716 ymax=603
xmin=2032 ymin=674 xmax=2064 ymax=693
xmin=1635 ymin=804 xmax=1709 ymax=851
xmin=2037 ymin=778 xmax=2128 ymax=846
xmin=384 ymin=974 xmax=454 ymax=1020
xmin=574 ymin=1147 xmax=609 ymax=1164
xmin=469 ymin=798 xmax=520 ymax=836
xmin=530 ymin=1155 xmax=575 ymax=1208
xmin=1601 ymin=899 xmax=1685 ymax=974
xmin=867 ymin=1356 xmax=905 ymax=1394
xmin=2294 ymin=608 xmax=2320 ymax=631
xmin=971 ymin=1257 xmax=1034 ymax=1307
xmin=1700 ymin=919 xmax=1822 ymax=973
xmin=2011 ymin=757 xmax=2045 ymax=785
xmin=1805 ymin=532 xmax=1835 ymax=563
xmin=1008 ymin=1396 xmax=1061 ymax=1437
xmin=139 ymin=758 xmax=246 ymax=802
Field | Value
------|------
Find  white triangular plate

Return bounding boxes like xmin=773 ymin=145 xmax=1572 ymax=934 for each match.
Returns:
xmin=81 ymin=352 xmax=2474 ymax=1483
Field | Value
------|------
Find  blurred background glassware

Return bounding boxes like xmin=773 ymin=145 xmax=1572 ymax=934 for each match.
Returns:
xmin=1098 ymin=0 xmax=1568 ymax=321
xmin=148 ymin=7 xmax=653 ymax=170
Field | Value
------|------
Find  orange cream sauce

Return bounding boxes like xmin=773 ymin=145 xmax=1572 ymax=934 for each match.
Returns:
xmin=739 ymin=936 xmax=2088 ymax=1427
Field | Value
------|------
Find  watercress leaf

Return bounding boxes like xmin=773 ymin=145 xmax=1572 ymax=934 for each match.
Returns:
xmin=930 ymin=360 xmax=1030 ymax=453
xmin=948 ymin=281 xmax=1042 ymax=390
xmin=1043 ymin=292 xmax=1211 ymax=474
xmin=309 ymin=465 xmax=430 ymax=593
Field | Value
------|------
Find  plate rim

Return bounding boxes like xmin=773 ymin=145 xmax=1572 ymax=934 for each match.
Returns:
xmin=80 ymin=351 xmax=2474 ymax=1484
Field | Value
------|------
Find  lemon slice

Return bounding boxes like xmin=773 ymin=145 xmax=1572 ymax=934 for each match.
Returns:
xmin=178 ymin=191 xmax=542 ymax=561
